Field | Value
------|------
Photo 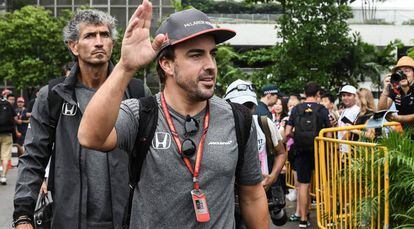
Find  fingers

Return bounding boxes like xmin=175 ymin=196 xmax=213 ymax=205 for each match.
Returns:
xmin=125 ymin=18 xmax=139 ymax=38
xmin=152 ymin=34 xmax=166 ymax=52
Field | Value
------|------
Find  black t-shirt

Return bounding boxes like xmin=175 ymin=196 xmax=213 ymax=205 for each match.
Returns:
xmin=0 ymin=99 xmax=17 ymax=133
xmin=288 ymin=102 xmax=330 ymax=128
xmin=389 ymin=85 xmax=414 ymax=116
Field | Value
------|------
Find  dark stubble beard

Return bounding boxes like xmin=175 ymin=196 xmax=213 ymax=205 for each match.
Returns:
xmin=174 ymin=67 xmax=215 ymax=102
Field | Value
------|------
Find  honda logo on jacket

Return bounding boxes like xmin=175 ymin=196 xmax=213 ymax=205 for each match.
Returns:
xmin=61 ymin=103 xmax=78 ymax=116
xmin=152 ymin=132 xmax=171 ymax=149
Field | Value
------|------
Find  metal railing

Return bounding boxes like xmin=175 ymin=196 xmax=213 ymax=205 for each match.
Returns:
xmin=312 ymin=123 xmax=400 ymax=228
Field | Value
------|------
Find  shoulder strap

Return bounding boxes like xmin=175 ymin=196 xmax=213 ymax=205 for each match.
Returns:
xmin=227 ymin=101 xmax=252 ymax=182
xmin=123 ymin=96 xmax=158 ymax=229
xmin=127 ymin=78 xmax=146 ymax=99
xmin=46 ymin=77 xmax=66 ymax=193
xmin=260 ymin=116 xmax=275 ymax=156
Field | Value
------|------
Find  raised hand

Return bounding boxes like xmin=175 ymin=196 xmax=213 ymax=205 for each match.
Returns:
xmin=119 ymin=0 xmax=166 ymax=73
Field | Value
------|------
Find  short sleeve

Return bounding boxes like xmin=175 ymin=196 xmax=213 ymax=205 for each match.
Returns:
xmin=115 ymin=99 xmax=140 ymax=153
xmin=266 ymin=117 xmax=282 ymax=147
xmin=237 ymin=121 xmax=263 ymax=185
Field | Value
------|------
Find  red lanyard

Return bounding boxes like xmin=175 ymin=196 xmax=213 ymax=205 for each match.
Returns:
xmin=160 ymin=93 xmax=210 ymax=190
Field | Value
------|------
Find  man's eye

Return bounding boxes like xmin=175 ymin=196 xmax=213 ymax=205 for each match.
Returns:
xmin=101 ymin=32 xmax=110 ymax=38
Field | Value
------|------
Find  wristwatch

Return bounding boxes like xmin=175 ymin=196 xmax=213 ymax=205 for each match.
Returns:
xmin=12 ymin=215 xmax=33 ymax=228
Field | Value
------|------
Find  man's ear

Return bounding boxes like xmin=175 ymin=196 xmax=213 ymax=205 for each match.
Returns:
xmin=67 ymin=40 xmax=79 ymax=57
xmin=159 ymin=57 xmax=174 ymax=77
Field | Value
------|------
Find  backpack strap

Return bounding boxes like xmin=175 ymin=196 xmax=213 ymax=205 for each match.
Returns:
xmin=46 ymin=77 xmax=66 ymax=193
xmin=126 ymin=78 xmax=146 ymax=99
xmin=123 ymin=96 xmax=158 ymax=229
xmin=227 ymin=101 xmax=252 ymax=182
xmin=259 ymin=116 xmax=276 ymax=157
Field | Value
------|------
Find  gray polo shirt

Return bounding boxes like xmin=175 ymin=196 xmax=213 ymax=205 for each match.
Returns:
xmin=115 ymin=94 xmax=262 ymax=229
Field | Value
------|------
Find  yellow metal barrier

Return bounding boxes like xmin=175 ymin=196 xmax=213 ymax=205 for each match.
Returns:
xmin=313 ymin=122 xmax=398 ymax=229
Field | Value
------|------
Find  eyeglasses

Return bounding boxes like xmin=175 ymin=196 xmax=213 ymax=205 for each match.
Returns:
xmin=224 ymin=84 xmax=255 ymax=97
xmin=181 ymin=115 xmax=199 ymax=157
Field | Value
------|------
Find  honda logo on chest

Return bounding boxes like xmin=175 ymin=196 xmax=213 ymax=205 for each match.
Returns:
xmin=152 ymin=132 xmax=172 ymax=149
xmin=61 ymin=103 xmax=78 ymax=116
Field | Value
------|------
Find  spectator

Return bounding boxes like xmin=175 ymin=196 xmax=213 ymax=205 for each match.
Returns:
xmin=272 ymin=98 xmax=289 ymax=137
xmin=78 ymin=3 xmax=269 ymax=229
xmin=285 ymin=82 xmax=330 ymax=228
xmin=257 ymin=84 xmax=279 ymax=118
xmin=0 ymin=95 xmax=17 ymax=185
xmin=337 ymin=85 xmax=360 ymax=142
xmin=2 ymin=88 xmax=12 ymax=99
xmin=13 ymin=9 xmax=149 ymax=229
xmin=15 ymin=97 xmax=29 ymax=155
xmin=350 ymin=88 xmax=376 ymax=140
xmin=321 ymin=93 xmax=339 ymax=127
xmin=378 ymin=56 xmax=414 ymax=131
xmin=225 ymin=79 xmax=287 ymax=227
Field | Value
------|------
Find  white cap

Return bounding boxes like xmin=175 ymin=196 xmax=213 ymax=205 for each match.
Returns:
xmin=224 ymin=79 xmax=257 ymax=105
xmin=339 ymin=85 xmax=357 ymax=95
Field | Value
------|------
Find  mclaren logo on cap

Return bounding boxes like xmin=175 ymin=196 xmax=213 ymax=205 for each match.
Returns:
xmin=184 ymin=20 xmax=213 ymax=28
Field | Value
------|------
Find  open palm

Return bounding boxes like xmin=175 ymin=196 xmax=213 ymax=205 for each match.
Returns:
xmin=120 ymin=0 xmax=165 ymax=72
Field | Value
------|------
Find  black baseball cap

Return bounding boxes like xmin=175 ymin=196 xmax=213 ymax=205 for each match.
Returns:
xmin=261 ymin=84 xmax=279 ymax=95
xmin=155 ymin=8 xmax=236 ymax=54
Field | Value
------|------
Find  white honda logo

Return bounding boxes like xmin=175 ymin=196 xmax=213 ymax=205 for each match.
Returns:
xmin=61 ymin=103 xmax=77 ymax=116
xmin=152 ymin=132 xmax=171 ymax=149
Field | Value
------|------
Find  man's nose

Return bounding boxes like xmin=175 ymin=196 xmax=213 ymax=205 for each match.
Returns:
xmin=95 ymin=34 xmax=104 ymax=47
xmin=203 ymin=55 xmax=216 ymax=73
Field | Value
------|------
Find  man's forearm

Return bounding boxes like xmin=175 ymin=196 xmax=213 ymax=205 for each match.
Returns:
xmin=78 ymin=63 xmax=136 ymax=149
xmin=239 ymin=184 xmax=269 ymax=229
xmin=378 ymin=92 xmax=391 ymax=111
xmin=270 ymin=143 xmax=287 ymax=180
xmin=395 ymin=113 xmax=414 ymax=124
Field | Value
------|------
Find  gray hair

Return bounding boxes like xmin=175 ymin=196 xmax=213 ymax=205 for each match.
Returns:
xmin=63 ymin=9 xmax=118 ymax=44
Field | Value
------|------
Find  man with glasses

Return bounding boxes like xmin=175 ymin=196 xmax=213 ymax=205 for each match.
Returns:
xmin=378 ymin=56 xmax=414 ymax=130
xmin=257 ymin=84 xmax=279 ymax=119
xmin=78 ymin=1 xmax=269 ymax=228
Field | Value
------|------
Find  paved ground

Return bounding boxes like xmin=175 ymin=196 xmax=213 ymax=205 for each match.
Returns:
xmin=0 ymin=156 xmax=316 ymax=229
xmin=0 ymin=157 xmax=18 ymax=229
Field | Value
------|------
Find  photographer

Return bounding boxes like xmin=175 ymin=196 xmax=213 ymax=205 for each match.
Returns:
xmin=378 ymin=56 xmax=414 ymax=129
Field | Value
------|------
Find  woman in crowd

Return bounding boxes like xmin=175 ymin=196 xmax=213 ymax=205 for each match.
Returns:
xmin=350 ymin=88 xmax=376 ymax=140
xmin=272 ymin=98 xmax=289 ymax=136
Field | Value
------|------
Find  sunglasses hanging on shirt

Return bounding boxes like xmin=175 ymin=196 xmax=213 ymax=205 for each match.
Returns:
xmin=182 ymin=115 xmax=199 ymax=158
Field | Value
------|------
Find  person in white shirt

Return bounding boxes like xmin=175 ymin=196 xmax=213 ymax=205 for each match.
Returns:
xmin=337 ymin=85 xmax=360 ymax=151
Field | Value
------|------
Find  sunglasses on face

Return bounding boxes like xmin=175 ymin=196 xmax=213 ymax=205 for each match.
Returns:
xmin=224 ymin=84 xmax=255 ymax=97
xmin=181 ymin=115 xmax=199 ymax=157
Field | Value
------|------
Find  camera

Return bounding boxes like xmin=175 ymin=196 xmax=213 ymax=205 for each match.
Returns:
xmin=390 ymin=70 xmax=407 ymax=84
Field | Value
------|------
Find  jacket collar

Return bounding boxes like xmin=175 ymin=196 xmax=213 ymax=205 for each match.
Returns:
xmin=52 ymin=61 xmax=114 ymax=105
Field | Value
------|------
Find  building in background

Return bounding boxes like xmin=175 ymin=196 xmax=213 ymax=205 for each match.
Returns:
xmin=35 ymin=0 xmax=175 ymax=31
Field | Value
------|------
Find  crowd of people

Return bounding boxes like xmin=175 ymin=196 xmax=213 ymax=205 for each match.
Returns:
xmin=0 ymin=1 xmax=412 ymax=228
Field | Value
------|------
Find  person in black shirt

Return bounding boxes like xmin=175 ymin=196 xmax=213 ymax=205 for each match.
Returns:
xmin=285 ymin=82 xmax=330 ymax=228
xmin=257 ymin=84 xmax=279 ymax=118
xmin=378 ymin=56 xmax=414 ymax=130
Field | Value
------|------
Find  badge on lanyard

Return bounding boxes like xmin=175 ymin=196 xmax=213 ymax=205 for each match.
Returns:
xmin=191 ymin=189 xmax=210 ymax=222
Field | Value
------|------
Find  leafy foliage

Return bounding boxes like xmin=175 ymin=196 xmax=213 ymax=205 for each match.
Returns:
xmin=378 ymin=130 xmax=414 ymax=227
xmin=0 ymin=6 xmax=72 ymax=90
xmin=224 ymin=0 xmax=397 ymax=95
